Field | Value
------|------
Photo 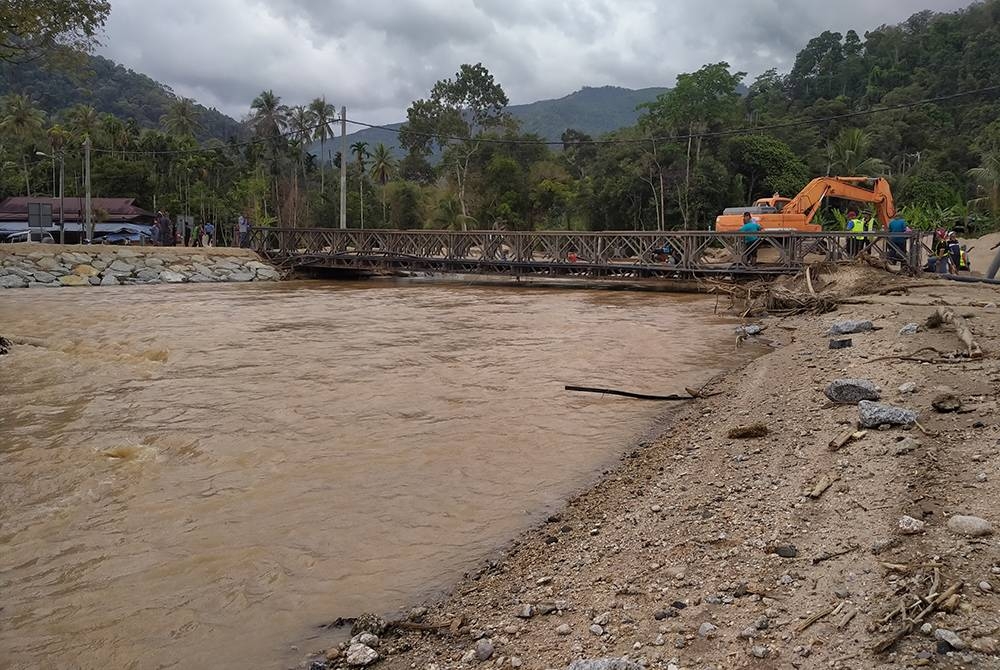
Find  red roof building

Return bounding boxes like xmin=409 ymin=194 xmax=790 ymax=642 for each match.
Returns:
xmin=0 ymin=197 xmax=154 ymax=224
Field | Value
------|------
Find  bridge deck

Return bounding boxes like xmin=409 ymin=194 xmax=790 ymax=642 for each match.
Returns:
xmin=249 ymin=228 xmax=933 ymax=279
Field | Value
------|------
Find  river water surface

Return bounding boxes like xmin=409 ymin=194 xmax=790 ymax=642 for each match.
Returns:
xmin=0 ymin=282 xmax=739 ymax=669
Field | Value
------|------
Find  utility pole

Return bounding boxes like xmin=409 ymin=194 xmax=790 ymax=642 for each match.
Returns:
xmin=340 ymin=106 xmax=347 ymax=229
xmin=84 ymin=136 xmax=92 ymax=243
xmin=58 ymin=152 xmax=65 ymax=245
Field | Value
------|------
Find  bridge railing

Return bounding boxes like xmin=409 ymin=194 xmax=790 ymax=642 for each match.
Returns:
xmin=248 ymin=228 xmax=933 ymax=275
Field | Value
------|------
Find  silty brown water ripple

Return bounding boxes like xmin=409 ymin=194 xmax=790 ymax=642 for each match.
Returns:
xmin=0 ymin=281 xmax=740 ymax=669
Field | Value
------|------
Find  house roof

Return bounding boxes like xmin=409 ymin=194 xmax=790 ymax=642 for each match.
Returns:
xmin=0 ymin=197 xmax=154 ymax=222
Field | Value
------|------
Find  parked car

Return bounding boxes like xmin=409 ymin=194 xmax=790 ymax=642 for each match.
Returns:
xmin=2 ymin=230 xmax=55 ymax=243
xmin=98 ymin=230 xmax=152 ymax=245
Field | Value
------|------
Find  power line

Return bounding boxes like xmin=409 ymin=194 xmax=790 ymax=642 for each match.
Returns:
xmin=345 ymin=83 xmax=1000 ymax=146
xmin=84 ymin=83 xmax=1000 ymax=157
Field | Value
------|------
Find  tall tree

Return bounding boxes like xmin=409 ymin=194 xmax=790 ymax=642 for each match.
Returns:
xmin=369 ymin=143 xmax=396 ymax=226
xmin=64 ymin=103 xmax=99 ymax=140
xmin=161 ymin=97 xmax=202 ymax=138
xmin=351 ymin=141 xmax=370 ymax=228
xmin=826 ymin=128 xmax=887 ymax=176
xmin=1 ymin=0 xmax=111 ymax=62
xmin=399 ymin=63 xmax=510 ymax=229
xmin=968 ymin=153 xmax=1000 ymax=221
xmin=0 ymin=93 xmax=45 ymax=194
xmin=308 ymin=97 xmax=336 ymax=193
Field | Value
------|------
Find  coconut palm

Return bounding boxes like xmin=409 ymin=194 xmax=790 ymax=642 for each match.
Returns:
xmin=309 ymin=97 xmax=336 ymax=193
xmin=0 ymin=94 xmax=46 ymax=195
xmin=968 ymin=152 xmax=1000 ymax=220
xmin=250 ymin=90 xmax=288 ymax=141
xmin=826 ymin=128 xmax=887 ymax=176
xmin=351 ymin=141 xmax=370 ymax=228
xmin=369 ymin=143 xmax=396 ymax=226
xmin=161 ymin=97 xmax=202 ymax=138
xmin=65 ymin=104 xmax=100 ymax=141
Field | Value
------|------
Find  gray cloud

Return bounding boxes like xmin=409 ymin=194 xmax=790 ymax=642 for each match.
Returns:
xmin=98 ymin=0 xmax=972 ymax=124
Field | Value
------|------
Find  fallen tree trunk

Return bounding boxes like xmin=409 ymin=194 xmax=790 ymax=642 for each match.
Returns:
xmin=565 ymin=385 xmax=716 ymax=401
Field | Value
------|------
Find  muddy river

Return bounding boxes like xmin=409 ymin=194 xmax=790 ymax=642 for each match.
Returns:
xmin=0 ymin=281 xmax=739 ymax=669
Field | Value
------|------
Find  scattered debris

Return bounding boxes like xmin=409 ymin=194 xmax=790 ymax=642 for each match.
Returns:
xmin=926 ymin=306 xmax=984 ymax=358
xmin=727 ymin=422 xmax=769 ymax=439
xmin=829 ymin=428 xmax=867 ymax=452
xmin=829 ymin=320 xmax=875 ymax=335
xmin=829 ymin=338 xmax=853 ymax=350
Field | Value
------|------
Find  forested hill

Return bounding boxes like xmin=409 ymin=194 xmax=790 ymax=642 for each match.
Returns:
xmin=0 ymin=51 xmax=241 ymax=142
xmin=323 ymin=85 xmax=672 ymax=157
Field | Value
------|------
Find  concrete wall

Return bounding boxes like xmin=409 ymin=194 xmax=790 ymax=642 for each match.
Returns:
xmin=0 ymin=244 xmax=281 ymax=289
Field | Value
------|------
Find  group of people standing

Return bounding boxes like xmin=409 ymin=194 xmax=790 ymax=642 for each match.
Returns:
xmin=147 ymin=211 xmax=249 ymax=248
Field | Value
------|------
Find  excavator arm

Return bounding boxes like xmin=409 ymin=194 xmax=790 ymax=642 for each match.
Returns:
xmin=784 ymin=177 xmax=897 ymax=228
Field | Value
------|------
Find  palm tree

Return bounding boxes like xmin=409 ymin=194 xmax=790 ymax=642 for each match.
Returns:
xmin=369 ymin=143 xmax=396 ymax=226
xmin=351 ymin=141 xmax=370 ymax=228
xmin=826 ymin=128 xmax=887 ymax=176
xmin=968 ymin=153 xmax=1000 ymax=220
xmin=0 ymin=94 xmax=46 ymax=195
xmin=250 ymin=90 xmax=288 ymax=142
xmin=309 ymin=97 xmax=336 ymax=193
xmin=288 ymin=105 xmax=316 ymax=185
xmin=162 ymin=97 xmax=202 ymax=138
xmin=65 ymin=104 xmax=100 ymax=145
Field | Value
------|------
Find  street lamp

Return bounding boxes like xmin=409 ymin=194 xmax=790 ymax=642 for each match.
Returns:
xmin=36 ymin=151 xmax=65 ymax=244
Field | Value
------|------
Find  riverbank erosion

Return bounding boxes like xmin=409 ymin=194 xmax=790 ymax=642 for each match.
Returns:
xmin=0 ymin=244 xmax=280 ymax=288
xmin=307 ymin=275 xmax=1000 ymax=670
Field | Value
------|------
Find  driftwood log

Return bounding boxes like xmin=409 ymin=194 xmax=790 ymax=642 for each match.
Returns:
xmin=926 ymin=306 xmax=984 ymax=358
xmin=565 ymin=385 xmax=720 ymax=401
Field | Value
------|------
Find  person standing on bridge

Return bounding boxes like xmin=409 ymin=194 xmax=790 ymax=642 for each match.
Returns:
xmin=739 ymin=211 xmax=763 ymax=265
xmin=237 ymin=214 xmax=250 ymax=248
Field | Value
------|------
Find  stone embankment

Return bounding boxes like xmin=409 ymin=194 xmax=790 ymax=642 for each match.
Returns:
xmin=0 ymin=244 xmax=280 ymax=288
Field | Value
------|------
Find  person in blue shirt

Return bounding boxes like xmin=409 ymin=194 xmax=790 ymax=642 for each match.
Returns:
xmin=739 ymin=211 xmax=764 ymax=264
xmin=887 ymin=216 xmax=909 ymax=265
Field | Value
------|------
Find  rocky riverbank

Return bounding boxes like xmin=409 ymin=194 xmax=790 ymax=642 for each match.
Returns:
xmin=0 ymin=244 xmax=280 ymax=288
xmin=300 ymin=272 xmax=1000 ymax=670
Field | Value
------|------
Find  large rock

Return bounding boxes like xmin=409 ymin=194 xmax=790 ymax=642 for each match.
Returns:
xmin=188 ymin=274 xmax=216 ymax=283
xmin=567 ymin=660 xmax=645 ymax=670
xmin=229 ymin=271 xmax=254 ymax=282
xmin=859 ymin=400 xmax=917 ymax=428
xmin=99 ymin=273 xmax=119 ymax=286
xmin=34 ymin=255 xmax=62 ymax=271
xmin=474 ymin=638 xmax=494 ymax=661
xmin=0 ymin=274 xmax=27 ymax=288
xmin=344 ymin=643 xmax=378 ymax=667
xmin=828 ymin=320 xmax=875 ymax=336
xmin=825 ymin=379 xmax=881 ymax=403
xmin=58 ymin=274 xmax=90 ymax=286
xmin=144 ymin=257 xmax=165 ymax=267
xmin=946 ymin=515 xmax=993 ymax=537
xmin=135 ymin=269 xmax=162 ymax=282
xmin=255 ymin=267 xmax=280 ymax=281
xmin=159 ymin=270 xmax=186 ymax=284
xmin=108 ymin=259 xmax=135 ymax=275
xmin=72 ymin=264 xmax=99 ymax=277
xmin=31 ymin=270 xmax=57 ymax=284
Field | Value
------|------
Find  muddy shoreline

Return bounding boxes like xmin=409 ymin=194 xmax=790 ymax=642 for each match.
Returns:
xmin=303 ymin=273 xmax=1000 ymax=670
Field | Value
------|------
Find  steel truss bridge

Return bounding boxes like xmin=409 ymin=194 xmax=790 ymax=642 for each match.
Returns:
xmin=249 ymin=228 xmax=934 ymax=279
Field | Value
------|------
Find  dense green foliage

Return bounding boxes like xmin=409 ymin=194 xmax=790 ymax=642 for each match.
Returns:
xmin=0 ymin=50 xmax=241 ymax=142
xmin=1 ymin=0 xmax=110 ymax=62
xmin=2 ymin=1 xmax=1000 ymax=234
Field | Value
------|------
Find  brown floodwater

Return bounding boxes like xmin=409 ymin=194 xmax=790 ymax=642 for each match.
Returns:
xmin=0 ymin=281 xmax=740 ymax=669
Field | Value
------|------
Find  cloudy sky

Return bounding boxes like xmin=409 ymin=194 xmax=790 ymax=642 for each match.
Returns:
xmin=98 ymin=0 xmax=971 ymax=124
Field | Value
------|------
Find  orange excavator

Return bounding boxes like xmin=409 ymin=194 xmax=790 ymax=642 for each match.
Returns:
xmin=714 ymin=177 xmax=897 ymax=232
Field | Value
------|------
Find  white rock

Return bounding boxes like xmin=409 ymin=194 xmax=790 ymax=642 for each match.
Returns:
xmin=980 ymin=581 xmax=993 ymax=593
xmin=344 ymin=643 xmax=379 ymax=666
xmin=349 ymin=632 xmax=380 ymax=648
xmin=555 ymin=623 xmax=572 ymax=635
xmin=898 ymin=515 xmax=926 ymax=535
xmin=698 ymin=622 xmax=717 ymax=638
